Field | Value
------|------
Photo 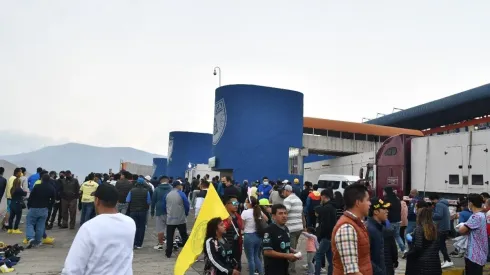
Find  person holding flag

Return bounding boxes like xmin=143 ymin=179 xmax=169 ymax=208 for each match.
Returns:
xmin=174 ymin=184 xmax=230 ymax=275
xmin=203 ymin=217 xmax=241 ymax=275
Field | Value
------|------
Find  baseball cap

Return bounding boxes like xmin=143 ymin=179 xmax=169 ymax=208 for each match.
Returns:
xmin=370 ymin=197 xmax=391 ymax=211
xmin=173 ymin=180 xmax=182 ymax=188
xmin=281 ymin=185 xmax=293 ymax=192
xmin=282 ymin=179 xmax=289 ymax=184
xmin=145 ymin=175 xmax=151 ymax=181
xmin=259 ymin=198 xmax=271 ymax=206
xmin=293 ymin=178 xmax=299 ymax=183
xmin=92 ymin=183 xmax=119 ymax=203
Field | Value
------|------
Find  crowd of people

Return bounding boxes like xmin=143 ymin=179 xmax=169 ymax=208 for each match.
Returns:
xmin=1 ymin=165 xmax=490 ymax=275
xmin=198 ymin=177 xmax=490 ymax=275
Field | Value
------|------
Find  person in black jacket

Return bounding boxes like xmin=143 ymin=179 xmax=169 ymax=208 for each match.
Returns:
xmin=405 ymin=207 xmax=441 ymax=275
xmin=48 ymin=171 xmax=64 ymax=228
xmin=383 ymin=221 xmax=399 ymax=275
xmin=0 ymin=167 xmax=7 ymax=204
xmin=383 ymin=186 xmax=405 ymax=253
xmin=314 ymin=188 xmax=337 ymax=275
xmin=203 ymin=217 xmax=240 ymax=275
xmin=26 ymin=174 xmax=55 ymax=248
xmin=367 ymin=197 xmax=390 ymax=275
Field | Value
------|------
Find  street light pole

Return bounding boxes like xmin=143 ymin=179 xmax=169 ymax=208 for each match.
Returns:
xmin=213 ymin=66 xmax=222 ymax=87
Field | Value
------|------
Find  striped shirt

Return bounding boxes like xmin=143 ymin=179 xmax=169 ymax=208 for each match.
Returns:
xmin=284 ymin=193 xmax=304 ymax=232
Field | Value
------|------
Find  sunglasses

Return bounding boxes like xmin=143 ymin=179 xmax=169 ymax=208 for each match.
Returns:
xmin=229 ymin=201 xmax=239 ymax=206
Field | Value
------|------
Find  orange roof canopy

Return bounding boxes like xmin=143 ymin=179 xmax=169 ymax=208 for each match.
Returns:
xmin=304 ymin=117 xmax=423 ymax=137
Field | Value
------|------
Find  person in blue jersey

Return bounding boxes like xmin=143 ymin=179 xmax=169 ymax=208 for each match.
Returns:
xmin=28 ymin=167 xmax=43 ymax=191
xmin=257 ymin=177 xmax=272 ymax=200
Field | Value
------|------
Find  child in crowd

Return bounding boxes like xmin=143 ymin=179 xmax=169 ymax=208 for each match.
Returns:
xmin=302 ymin=227 xmax=319 ymax=275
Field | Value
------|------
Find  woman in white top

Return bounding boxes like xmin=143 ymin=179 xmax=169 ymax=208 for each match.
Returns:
xmin=241 ymin=196 xmax=268 ymax=275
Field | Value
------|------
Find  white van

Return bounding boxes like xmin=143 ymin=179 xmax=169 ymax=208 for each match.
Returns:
xmin=316 ymin=174 xmax=360 ymax=195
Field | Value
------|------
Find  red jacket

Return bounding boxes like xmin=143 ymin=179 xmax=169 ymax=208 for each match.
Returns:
xmin=223 ymin=213 xmax=244 ymax=251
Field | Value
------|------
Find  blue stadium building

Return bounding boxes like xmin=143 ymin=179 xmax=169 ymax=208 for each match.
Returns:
xmin=167 ymin=131 xmax=212 ymax=178
xmin=211 ymin=84 xmax=304 ymax=183
xmin=152 ymin=157 xmax=167 ymax=178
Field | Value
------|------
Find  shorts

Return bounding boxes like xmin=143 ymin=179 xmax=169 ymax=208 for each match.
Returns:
xmin=6 ymin=199 xmax=11 ymax=213
xmin=156 ymin=215 xmax=167 ymax=234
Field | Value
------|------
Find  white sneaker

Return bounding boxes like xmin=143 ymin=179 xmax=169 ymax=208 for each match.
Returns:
xmin=153 ymin=244 xmax=164 ymax=250
xmin=441 ymin=261 xmax=454 ymax=268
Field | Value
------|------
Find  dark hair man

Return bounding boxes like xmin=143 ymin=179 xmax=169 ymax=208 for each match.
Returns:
xmin=366 ymin=197 xmax=390 ymax=275
xmin=49 ymin=171 xmax=64 ymax=228
xmin=0 ymin=167 xmax=6 ymax=204
xmin=28 ymin=167 xmax=43 ymax=191
xmin=26 ymin=174 xmax=55 ymax=248
xmin=19 ymin=167 xmax=28 ymax=192
xmin=314 ymin=189 xmax=336 ymax=275
xmin=126 ymin=177 xmax=151 ymax=249
xmin=331 ymin=183 xmax=372 ymax=275
xmin=305 ymin=184 xmax=321 ymax=227
xmin=4 ymin=168 xmax=22 ymax=227
xmin=222 ymin=176 xmax=241 ymax=199
xmin=164 ymin=179 xmax=189 ymax=258
xmin=151 ymin=176 xmax=172 ymax=250
xmin=62 ymin=183 xmax=136 ymax=274
xmin=61 ymin=170 xmax=80 ymax=229
xmin=262 ymin=204 xmax=299 ymax=275
xmin=115 ymin=171 xmax=133 ymax=215
xmin=383 ymin=187 xmax=405 ymax=253
xmin=429 ymin=193 xmax=453 ymax=268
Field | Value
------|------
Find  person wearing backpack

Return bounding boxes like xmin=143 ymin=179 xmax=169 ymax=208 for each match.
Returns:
xmin=242 ymin=196 xmax=269 ymax=275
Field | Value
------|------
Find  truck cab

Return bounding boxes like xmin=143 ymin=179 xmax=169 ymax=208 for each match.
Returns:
xmin=373 ymin=134 xmax=413 ymax=200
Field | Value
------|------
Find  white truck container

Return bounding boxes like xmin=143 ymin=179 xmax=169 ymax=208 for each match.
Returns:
xmin=121 ymin=162 xmax=154 ymax=177
xmin=410 ymin=129 xmax=490 ymax=197
xmin=304 ymin=152 xmax=375 ymax=185
xmin=185 ymin=164 xmax=220 ymax=180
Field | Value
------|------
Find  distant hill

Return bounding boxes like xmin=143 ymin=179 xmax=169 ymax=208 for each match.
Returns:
xmin=0 ymin=143 xmax=165 ymax=178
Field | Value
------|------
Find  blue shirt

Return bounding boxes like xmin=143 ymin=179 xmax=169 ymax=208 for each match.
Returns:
xmin=28 ymin=173 xmax=40 ymax=191
xmin=458 ymin=209 xmax=472 ymax=223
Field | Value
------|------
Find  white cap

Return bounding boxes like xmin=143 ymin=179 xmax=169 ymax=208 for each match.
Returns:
xmin=144 ymin=175 xmax=151 ymax=181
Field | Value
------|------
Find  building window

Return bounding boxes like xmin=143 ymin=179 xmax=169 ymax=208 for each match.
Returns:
xmin=288 ymin=147 xmax=303 ymax=175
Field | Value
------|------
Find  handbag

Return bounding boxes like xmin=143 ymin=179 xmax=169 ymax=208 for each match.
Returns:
xmin=20 ymin=201 xmax=26 ymax=209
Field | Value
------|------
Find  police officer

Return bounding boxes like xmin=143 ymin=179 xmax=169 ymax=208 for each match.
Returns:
xmin=262 ymin=203 xmax=299 ymax=275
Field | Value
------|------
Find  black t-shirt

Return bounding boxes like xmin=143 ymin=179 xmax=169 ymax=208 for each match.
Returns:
xmin=262 ymin=223 xmax=291 ymax=275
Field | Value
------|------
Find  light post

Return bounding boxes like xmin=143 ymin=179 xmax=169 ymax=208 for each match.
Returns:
xmin=213 ymin=66 xmax=222 ymax=87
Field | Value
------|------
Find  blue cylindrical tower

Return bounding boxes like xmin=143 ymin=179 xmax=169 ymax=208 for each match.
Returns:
xmin=152 ymin=157 xmax=167 ymax=178
xmin=212 ymin=84 xmax=304 ymax=182
xmin=167 ymin=131 xmax=212 ymax=178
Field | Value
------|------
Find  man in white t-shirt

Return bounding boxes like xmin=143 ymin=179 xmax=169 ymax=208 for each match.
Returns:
xmin=62 ymin=183 xmax=136 ymax=275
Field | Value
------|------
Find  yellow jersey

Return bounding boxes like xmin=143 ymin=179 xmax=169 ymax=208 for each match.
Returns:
xmin=80 ymin=181 xmax=99 ymax=203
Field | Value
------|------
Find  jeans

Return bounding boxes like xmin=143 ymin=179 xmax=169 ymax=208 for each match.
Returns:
xmin=244 ymin=233 xmax=263 ymax=275
xmin=307 ymin=252 xmax=315 ymax=275
xmin=26 ymin=208 xmax=48 ymax=244
xmin=80 ymin=202 xmax=95 ymax=226
xmin=390 ymin=222 xmax=406 ymax=252
xmin=315 ymin=239 xmax=333 ymax=275
xmin=130 ymin=211 xmax=148 ymax=247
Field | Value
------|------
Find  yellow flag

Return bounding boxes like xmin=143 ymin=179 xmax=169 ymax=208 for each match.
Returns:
xmin=174 ymin=184 xmax=229 ymax=275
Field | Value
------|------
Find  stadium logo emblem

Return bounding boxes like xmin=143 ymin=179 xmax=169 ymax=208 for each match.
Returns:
xmin=168 ymin=137 xmax=174 ymax=162
xmin=213 ymin=98 xmax=227 ymax=145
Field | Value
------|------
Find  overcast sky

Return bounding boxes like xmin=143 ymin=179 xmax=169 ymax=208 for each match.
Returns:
xmin=1 ymin=1 xmax=489 ymax=156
